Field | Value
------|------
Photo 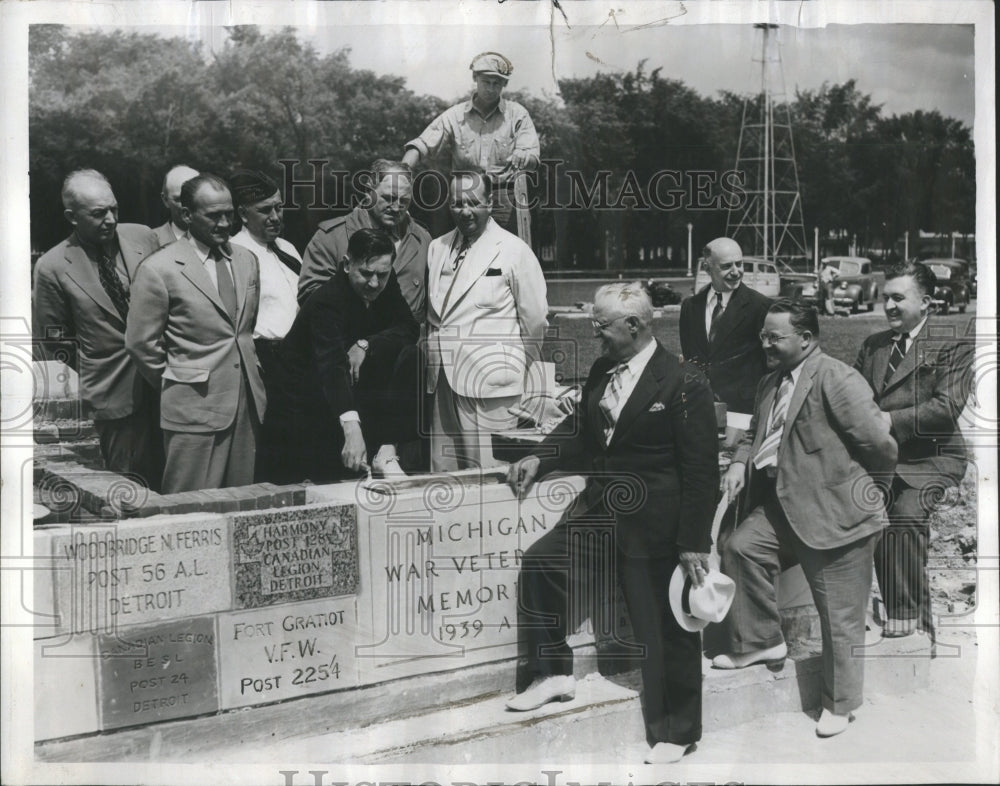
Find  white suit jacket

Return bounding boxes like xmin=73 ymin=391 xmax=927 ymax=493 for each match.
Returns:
xmin=425 ymin=218 xmax=548 ymax=399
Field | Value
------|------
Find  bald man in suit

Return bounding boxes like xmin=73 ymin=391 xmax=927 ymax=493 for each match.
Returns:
xmin=33 ymin=169 xmax=163 ymax=488
xmin=152 ymin=165 xmax=199 ymax=248
xmin=679 ymin=237 xmax=770 ymax=439
xmin=126 ymin=174 xmax=266 ymax=492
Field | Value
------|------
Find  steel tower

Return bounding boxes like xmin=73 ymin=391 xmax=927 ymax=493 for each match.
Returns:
xmin=726 ymin=23 xmax=809 ymax=268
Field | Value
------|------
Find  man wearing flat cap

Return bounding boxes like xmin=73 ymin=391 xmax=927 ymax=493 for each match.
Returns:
xmin=402 ymin=52 xmax=540 ymax=232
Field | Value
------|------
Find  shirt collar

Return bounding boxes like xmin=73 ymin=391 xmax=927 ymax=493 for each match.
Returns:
xmin=187 ymin=233 xmax=231 ymax=263
xmin=615 ymin=337 xmax=657 ymax=378
xmin=709 ymin=287 xmax=734 ymax=308
xmin=170 ymin=221 xmax=186 ymax=240
xmin=465 ymin=95 xmax=506 ymax=120
xmin=74 ymin=231 xmax=119 ymax=259
xmin=896 ymin=316 xmax=928 ymax=342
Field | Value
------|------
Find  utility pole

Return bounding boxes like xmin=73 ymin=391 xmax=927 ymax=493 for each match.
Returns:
xmin=726 ymin=23 xmax=809 ymax=272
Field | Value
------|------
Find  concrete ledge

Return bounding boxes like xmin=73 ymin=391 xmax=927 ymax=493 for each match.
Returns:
xmin=35 ymin=632 xmax=935 ymax=763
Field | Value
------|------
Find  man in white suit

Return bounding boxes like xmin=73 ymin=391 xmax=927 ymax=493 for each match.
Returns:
xmin=425 ymin=172 xmax=548 ymax=471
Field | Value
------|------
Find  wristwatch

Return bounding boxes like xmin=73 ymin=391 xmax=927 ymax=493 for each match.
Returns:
xmin=355 ymin=339 xmax=370 ymax=353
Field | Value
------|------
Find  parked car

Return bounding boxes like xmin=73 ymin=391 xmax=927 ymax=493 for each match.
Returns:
xmin=693 ymin=256 xmax=781 ymax=298
xmin=644 ymin=278 xmax=682 ymax=306
xmin=924 ymin=258 xmax=973 ymax=314
xmin=825 ymin=256 xmax=879 ymax=313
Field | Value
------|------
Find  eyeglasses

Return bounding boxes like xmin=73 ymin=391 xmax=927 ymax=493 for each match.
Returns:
xmin=591 ymin=315 xmax=627 ymax=330
xmin=758 ymin=331 xmax=798 ymax=345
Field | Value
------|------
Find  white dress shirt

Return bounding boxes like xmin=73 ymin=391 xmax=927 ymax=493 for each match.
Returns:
xmin=704 ymin=287 xmax=734 ymax=339
xmin=230 ymin=228 xmax=300 ymax=339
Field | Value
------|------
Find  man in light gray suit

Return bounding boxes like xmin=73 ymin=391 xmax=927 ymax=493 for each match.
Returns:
xmin=127 ymin=174 xmax=266 ymax=492
xmin=33 ymin=169 xmax=163 ymax=488
xmin=714 ymin=299 xmax=897 ymax=738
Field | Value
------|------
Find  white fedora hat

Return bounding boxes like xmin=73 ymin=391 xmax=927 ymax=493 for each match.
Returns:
xmin=669 ymin=564 xmax=736 ymax=633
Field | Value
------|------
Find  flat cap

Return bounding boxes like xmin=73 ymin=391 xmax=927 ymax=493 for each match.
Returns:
xmin=229 ymin=169 xmax=280 ymax=206
xmin=469 ymin=51 xmax=513 ymax=80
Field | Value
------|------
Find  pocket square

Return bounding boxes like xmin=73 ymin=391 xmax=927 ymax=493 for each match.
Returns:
xmin=484 ymin=267 xmax=503 ymax=277
xmin=648 ymin=402 xmax=665 ymax=412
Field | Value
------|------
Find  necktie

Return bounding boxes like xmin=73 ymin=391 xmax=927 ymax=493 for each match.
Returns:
xmin=882 ymin=333 xmax=908 ymax=388
xmin=708 ymin=292 xmax=724 ymax=344
xmin=753 ymin=372 xmax=793 ymax=469
xmin=212 ymin=246 xmax=238 ymax=320
xmin=268 ymin=241 xmax=301 ymax=275
xmin=452 ymin=237 xmax=470 ymax=270
xmin=598 ymin=362 xmax=628 ymax=444
xmin=96 ymin=251 xmax=129 ymax=321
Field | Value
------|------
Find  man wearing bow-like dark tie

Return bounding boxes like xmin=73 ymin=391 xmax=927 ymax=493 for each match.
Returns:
xmin=854 ymin=261 xmax=974 ymax=640
xmin=126 ymin=174 xmax=266 ymax=493
xmin=229 ymin=169 xmax=301 ymax=430
xmin=714 ymin=300 xmax=897 ymax=739
xmin=506 ymin=282 xmax=718 ymax=764
xmin=33 ymin=169 xmax=164 ymax=488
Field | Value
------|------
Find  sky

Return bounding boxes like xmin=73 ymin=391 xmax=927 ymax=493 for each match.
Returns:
xmin=289 ymin=22 xmax=977 ymax=127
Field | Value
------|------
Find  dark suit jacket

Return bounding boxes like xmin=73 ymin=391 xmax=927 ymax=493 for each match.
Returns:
xmin=734 ymin=349 xmax=898 ymax=550
xmin=679 ymin=283 xmax=771 ymax=415
xmin=125 ymin=238 xmax=266 ymax=432
xmin=32 ymin=224 xmax=159 ymax=420
xmin=275 ymin=267 xmax=418 ymax=425
xmin=535 ymin=341 xmax=719 ymax=557
xmin=298 ymin=206 xmax=430 ymax=320
xmin=854 ymin=326 xmax=972 ymax=488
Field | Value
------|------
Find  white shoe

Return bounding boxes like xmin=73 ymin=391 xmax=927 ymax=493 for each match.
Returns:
xmin=645 ymin=741 xmax=695 ymax=764
xmin=816 ymin=708 xmax=854 ymax=737
xmin=712 ymin=641 xmax=787 ymax=670
xmin=505 ymin=675 xmax=576 ymax=711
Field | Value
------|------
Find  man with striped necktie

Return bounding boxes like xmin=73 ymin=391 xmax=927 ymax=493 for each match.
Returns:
xmin=854 ymin=261 xmax=974 ymax=640
xmin=713 ymin=299 xmax=897 ymax=739
xmin=506 ymin=282 xmax=718 ymax=764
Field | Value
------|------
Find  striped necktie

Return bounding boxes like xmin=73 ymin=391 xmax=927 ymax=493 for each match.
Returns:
xmin=598 ymin=362 xmax=628 ymax=444
xmin=753 ymin=372 xmax=794 ymax=469
xmin=882 ymin=333 xmax=908 ymax=388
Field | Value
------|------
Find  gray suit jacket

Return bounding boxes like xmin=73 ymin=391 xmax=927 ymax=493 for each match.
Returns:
xmin=735 ymin=349 xmax=898 ymax=550
xmin=854 ymin=326 xmax=973 ymax=487
xmin=32 ymin=223 xmax=159 ymax=419
xmin=125 ymin=238 xmax=266 ymax=432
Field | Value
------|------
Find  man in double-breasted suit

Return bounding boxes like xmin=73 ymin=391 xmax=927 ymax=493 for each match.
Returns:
xmin=714 ymin=299 xmax=897 ymax=738
xmin=854 ymin=261 xmax=974 ymax=639
xmin=126 ymin=174 xmax=266 ymax=493
xmin=506 ymin=282 xmax=719 ymax=764
xmin=425 ymin=171 xmax=548 ymax=471
xmin=33 ymin=169 xmax=163 ymax=488
xmin=679 ymin=237 xmax=771 ymax=430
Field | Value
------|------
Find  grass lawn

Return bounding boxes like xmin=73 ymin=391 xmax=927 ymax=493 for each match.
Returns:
xmin=543 ymin=309 xmax=976 ymax=385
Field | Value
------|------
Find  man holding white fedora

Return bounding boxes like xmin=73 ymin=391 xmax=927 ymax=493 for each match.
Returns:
xmin=507 ymin=282 xmax=720 ymax=764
